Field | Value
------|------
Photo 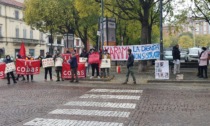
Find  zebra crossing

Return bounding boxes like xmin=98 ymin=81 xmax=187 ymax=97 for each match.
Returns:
xmin=24 ymin=88 xmax=143 ymax=126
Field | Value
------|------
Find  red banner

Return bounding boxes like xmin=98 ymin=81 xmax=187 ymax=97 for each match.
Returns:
xmin=62 ymin=54 xmax=79 ymax=63
xmin=0 ymin=63 xmax=6 ymax=79
xmin=16 ymin=59 xmax=40 ymax=75
xmin=88 ymin=52 xmax=100 ymax=64
xmin=62 ymin=63 xmax=85 ymax=79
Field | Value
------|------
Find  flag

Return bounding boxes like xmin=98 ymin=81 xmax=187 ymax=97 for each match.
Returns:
xmin=19 ymin=42 xmax=26 ymax=58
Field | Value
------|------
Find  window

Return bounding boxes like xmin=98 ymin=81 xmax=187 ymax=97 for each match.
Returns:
xmin=15 ymin=10 xmax=19 ymax=19
xmin=30 ymin=30 xmax=33 ymax=39
xmin=48 ymin=36 xmax=53 ymax=43
xmin=40 ymin=32 xmax=43 ymax=41
xmin=23 ymin=29 xmax=27 ymax=38
xmin=57 ymin=37 xmax=62 ymax=44
xmin=15 ymin=28 xmax=19 ymax=38
xmin=29 ymin=49 xmax=35 ymax=56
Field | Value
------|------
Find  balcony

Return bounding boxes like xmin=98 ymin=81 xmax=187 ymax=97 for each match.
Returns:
xmin=0 ymin=37 xmax=45 ymax=45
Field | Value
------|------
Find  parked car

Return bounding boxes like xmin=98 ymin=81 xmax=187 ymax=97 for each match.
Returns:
xmin=163 ymin=50 xmax=173 ymax=61
xmin=180 ymin=50 xmax=188 ymax=62
xmin=187 ymin=47 xmax=202 ymax=62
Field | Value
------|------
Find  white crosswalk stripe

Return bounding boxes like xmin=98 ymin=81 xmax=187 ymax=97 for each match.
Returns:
xmin=65 ymin=101 xmax=136 ymax=109
xmin=89 ymin=89 xmax=143 ymax=93
xmin=80 ymin=94 xmax=141 ymax=100
xmin=24 ymin=88 xmax=143 ymax=126
xmin=24 ymin=118 xmax=124 ymax=126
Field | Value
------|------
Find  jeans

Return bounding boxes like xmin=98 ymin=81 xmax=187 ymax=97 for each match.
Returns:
xmin=91 ymin=64 xmax=99 ymax=76
xmin=200 ymin=65 xmax=208 ymax=78
xmin=125 ymin=67 xmax=136 ymax=82
xmin=7 ymin=72 xmax=16 ymax=83
xmin=56 ymin=70 xmax=62 ymax=81
xmin=71 ymin=67 xmax=78 ymax=81
xmin=101 ymin=68 xmax=110 ymax=77
xmin=27 ymin=75 xmax=33 ymax=81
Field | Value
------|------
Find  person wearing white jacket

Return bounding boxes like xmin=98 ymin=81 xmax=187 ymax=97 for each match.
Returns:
xmin=199 ymin=47 xmax=209 ymax=79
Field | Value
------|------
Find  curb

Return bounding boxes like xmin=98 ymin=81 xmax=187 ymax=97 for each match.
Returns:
xmin=147 ymin=80 xmax=210 ymax=83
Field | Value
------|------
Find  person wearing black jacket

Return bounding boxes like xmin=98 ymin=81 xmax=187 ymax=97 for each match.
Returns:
xmin=172 ymin=44 xmax=181 ymax=74
xmin=69 ymin=52 xmax=79 ymax=83
xmin=44 ymin=52 xmax=53 ymax=81
xmin=122 ymin=49 xmax=136 ymax=84
xmin=4 ymin=55 xmax=17 ymax=84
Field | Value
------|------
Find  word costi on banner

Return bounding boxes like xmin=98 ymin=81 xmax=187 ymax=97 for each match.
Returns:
xmin=103 ymin=44 xmax=160 ymax=61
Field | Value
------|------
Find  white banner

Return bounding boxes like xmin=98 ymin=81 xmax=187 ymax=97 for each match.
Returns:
xmin=55 ymin=57 xmax=63 ymax=67
xmin=103 ymin=44 xmax=160 ymax=61
xmin=5 ymin=62 xmax=16 ymax=73
xmin=42 ymin=58 xmax=54 ymax=68
xmin=155 ymin=60 xmax=169 ymax=80
xmin=79 ymin=58 xmax=87 ymax=63
xmin=100 ymin=59 xmax=111 ymax=68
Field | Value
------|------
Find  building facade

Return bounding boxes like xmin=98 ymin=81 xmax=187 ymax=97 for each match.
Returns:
xmin=0 ymin=0 xmax=48 ymax=58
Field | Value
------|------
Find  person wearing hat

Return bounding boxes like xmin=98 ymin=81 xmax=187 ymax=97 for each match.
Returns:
xmin=198 ymin=47 xmax=209 ymax=78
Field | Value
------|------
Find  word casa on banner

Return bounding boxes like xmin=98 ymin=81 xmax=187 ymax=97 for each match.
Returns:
xmin=16 ymin=59 xmax=40 ymax=75
xmin=103 ymin=43 xmax=160 ymax=61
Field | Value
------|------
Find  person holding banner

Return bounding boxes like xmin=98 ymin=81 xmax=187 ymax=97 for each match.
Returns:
xmin=16 ymin=54 xmax=25 ymax=81
xmin=89 ymin=48 xmax=100 ymax=79
xmin=4 ymin=55 xmax=17 ymax=84
xmin=101 ymin=49 xmax=111 ymax=78
xmin=122 ymin=49 xmax=136 ymax=84
xmin=44 ymin=52 xmax=53 ymax=81
xmin=54 ymin=52 xmax=64 ymax=82
xmin=26 ymin=54 xmax=34 ymax=82
xmin=69 ymin=51 xmax=79 ymax=83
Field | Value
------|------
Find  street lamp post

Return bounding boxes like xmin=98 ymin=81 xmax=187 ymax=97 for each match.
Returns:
xmin=101 ymin=0 xmax=104 ymax=51
xmin=159 ymin=0 xmax=164 ymax=60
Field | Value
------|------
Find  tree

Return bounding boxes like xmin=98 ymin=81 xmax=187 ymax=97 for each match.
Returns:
xmin=191 ymin=0 xmax=210 ymax=25
xmin=178 ymin=35 xmax=193 ymax=48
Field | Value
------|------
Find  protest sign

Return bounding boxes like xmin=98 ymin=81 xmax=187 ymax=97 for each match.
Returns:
xmin=55 ymin=57 xmax=63 ymax=67
xmin=42 ymin=58 xmax=54 ymax=68
xmin=88 ymin=52 xmax=100 ymax=64
xmin=16 ymin=59 xmax=40 ymax=75
xmin=62 ymin=63 xmax=85 ymax=79
xmin=155 ymin=60 xmax=169 ymax=80
xmin=0 ymin=63 xmax=6 ymax=79
xmin=100 ymin=59 xmax=111 ymax=68
xmin=62 ymin=54 xmax=71 ymax=63
xmin=103 ymin=43 xmax=160 ymax=61
xmin=79 ymin=57 xmax=87 ymax=63
xmin=5 ymin=62 xmax=16 ymax=73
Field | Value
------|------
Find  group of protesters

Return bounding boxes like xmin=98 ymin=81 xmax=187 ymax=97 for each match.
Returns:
xmin=3 ymin=48 xmax=114 ymax=85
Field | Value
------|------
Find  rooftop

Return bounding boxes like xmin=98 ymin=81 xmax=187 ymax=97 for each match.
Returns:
xmin=0 ymin=0 xmax=23 ymax=8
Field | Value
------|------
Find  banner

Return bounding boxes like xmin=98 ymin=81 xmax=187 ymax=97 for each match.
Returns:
xmin=55 ymin=57 xmax=63 ymax=67
xmin=0 ymin=63 xmax=6 ymax=79
xmin=5 ymin=62 xmax=16 ymax=73
xmin=62 ymin=63 xmax=85 ymax=79
xmin=103 ymin=44 xmax=160 ymax=61
xmin=42 ymin=58 xmax=54 ymax=68
xmin=155 ymin=60 xmax=169 ymax=80
xmin=16 ymin=59 xmax=40 ymax=75
xmin=79 ymin=57 xmax=87 ymax=63
xmin=88 ymin=52 xmax=100 ymax=64
xmin=100 ymin=59 xmax=111 ymax=68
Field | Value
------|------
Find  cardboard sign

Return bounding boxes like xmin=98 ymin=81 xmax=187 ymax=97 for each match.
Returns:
xmin=0 ymin=63 xmax=6 ymax=79
xmin=88 ymin=52 xmax=100 ymax=64
xmin=16 ymin=59 xmax=40 ymax=75
xmin=5 ymin=62 xmax=16 ymax=73
xmin=100 ymin=59 xmax=111 ymax=68
xmin=55 ymin=57 xmax=63 ymax=67
xmin=79 ymin=57 xmax=87 ymax=63
xmin=42 ymin=58 xmax=54 ymax=68
xmin=103 ymin=44 xmax=160 ymax=61
xmin=62 ymin=63 xmax=85 ymax=79
xmin=155 ymin=60 xmax=169 ymax=80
